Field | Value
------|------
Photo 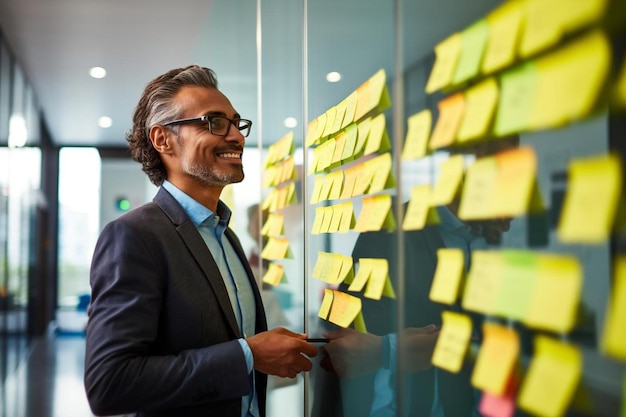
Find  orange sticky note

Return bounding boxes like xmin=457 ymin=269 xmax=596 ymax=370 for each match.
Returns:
xmin=601 ymin=256 xmax=626 ymax=361
xmin=432 ymin=311 xmax=473 ymax=373
xmin=328 ymin=290 xmax=365 ymax=330
xmin=518 ymin=335 xmax=582 ymax=417
xmin=429 ymin=248 xmax=465 ymax=305
xmin=428 ymin=93 xmax=466 ymax=150
xmin=471 ymin=322 xmax=520 ymax=395
xmin=492 ymin=147 xmax=542 ymax=217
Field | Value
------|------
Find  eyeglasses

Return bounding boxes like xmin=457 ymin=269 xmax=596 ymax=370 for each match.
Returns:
xmin=162 ymin=115 xmax=253 ymax=137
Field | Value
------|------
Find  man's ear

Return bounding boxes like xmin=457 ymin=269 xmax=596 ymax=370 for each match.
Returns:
xmin=149 ymin=125 xmax=173 ymax=154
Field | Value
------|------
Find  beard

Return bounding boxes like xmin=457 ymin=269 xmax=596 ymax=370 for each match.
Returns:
xmin=178 ymin=139 xmax=244 ymax=187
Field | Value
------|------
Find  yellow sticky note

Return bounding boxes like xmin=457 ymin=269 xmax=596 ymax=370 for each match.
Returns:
xmin=318 ymin=288 xmax=334 ymax=319
xmin=458 ymin=156 xmax=498 ymax=220
xmin=342 ymin=92 xmax=358 ymax=129
xmin=430 ymin=248 xmax=465 ymax=305
xmin=260 ymin=237 xmax=291 ymax=261
xmin=352 ymin=163 xmax=374 ymax=197
xmin=262 ymin=263 xmax=285 ymax=286
xmin=493 ymin=62 xmax=538 ymax=137
xmin=525 ymin=254 xmax=582 ymax=333
xmin=328 ymin=254 xmax=354 ymax=285
xmin=364 ymin=113 xmax=391 ymax=156
xmin=518 ymin=335 xmax=582 ymax=417
xmin=452 ymin=19 xmax=489 ymax=85
xmin=496 ymin=250 xmax=537 ymax=322
xmin=426 ymin=33 xmax=463 ymax=94
xmin=457 ymin=77 xmax=499 ymax=142
xmin=327 ymin=170 xmax=345 ymax=201
xmin=368 ymin=153 xmax=396 ymax=194
xmin=328 ymin=205 xmax=343 ymax=233
xmin=340 ymin=123 xmax=359 ymax=161
xmin=331 ymin=103 xmax=347 ymax=135
xmin=601 ymin=256 xmax=626 ymax=361
xmin=318 ymin=174 xmax=334 ymax=203
xmin=356 ymin=194 xmax=395 ymax=233
xmin=312 ymin=251 xmax=333 ymax=281
xmin=471 ymin=322 xmax=520 ymax=395
xmin=306 ymin=116 xmax=324 ymax=148
xmin=349 ymin=259 xmax=373 ymax=293
xmin=337 ymin=201 xmax=356 ymax=233
xmin=557 ymin=153 xmax=623 ymax=244
xmin=261 ymin=213 xmax=284 ymax=237
xmin=316 ymin=139 xmax=337 ymax=172
xmin=322 ymin=107 xmax=338 ymax=138
xmin=340 ymin=167 xmax=359 ymax=200
xmin=462 ymin=250 xmax=504 ymax=315
xmin=519 ymin=0 xmax=565 ymax=59
xmin=354 ymin=117 xmax=372 ymax=158
xmin=431 ymin=154 xmax=465 ymax=206
xmin=311 ymin=206 xmax=325 ymax=235
xmin=310 ymin=175 xmax=325 ymax=205
xmin=432 ymin=311 xmax=473 ymax=373
xmin=354 ymin=69 xmax=390 ymax=122
xmin=330 ymin=132 xmax=347 ymax=167
xmin=403 ymin=184 xmax=438 ymax=231
xmin=529 ymin=30 xmax=611 ymax=131
xmin=263 ymin=166 xmax=278 ymax=188
xmin=428 ymin=93 xmax=466 ymax=150
xmin=328 ymin=290 xmax=364 ymax=329
xmin=402 ymin=109 xmax=432 ymax=161
xmin=558 ymin=0 xmax=608 ymax=34
xmin=320 ymin=206 xmax=334 ymax=234
xmin=364 ymin=259 xmax=395 ymax=300
xmin=492 ymin=147 xmax=542 ymax=217
xmin=482 ymin=0 xmax=524 ymax=74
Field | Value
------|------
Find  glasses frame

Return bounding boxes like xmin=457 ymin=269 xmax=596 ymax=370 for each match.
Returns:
xmin=162 ymin=115 xmax=253 ymax=137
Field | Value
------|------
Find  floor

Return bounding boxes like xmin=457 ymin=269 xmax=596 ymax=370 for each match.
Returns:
xmin=0 ymin=327 xmax=303 ymax=417
xmin=1 ymin=330 xmax=97 ymax=417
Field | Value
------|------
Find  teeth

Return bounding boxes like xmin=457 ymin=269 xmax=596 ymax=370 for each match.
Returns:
xmin=220 ymin=153 xmax=240 ymax=159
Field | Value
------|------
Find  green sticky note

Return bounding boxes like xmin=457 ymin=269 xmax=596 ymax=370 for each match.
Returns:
xmin=453 ymin=19 xmax=490 ymax=85
xmin=496 ymin=250 xmax=537 ymax=321
xmin=494 ymin=62 xmax=538 ymax=136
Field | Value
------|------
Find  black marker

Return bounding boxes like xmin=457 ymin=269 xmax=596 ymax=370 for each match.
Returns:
xmin=306 ymin=338 xmax=329 ymax=343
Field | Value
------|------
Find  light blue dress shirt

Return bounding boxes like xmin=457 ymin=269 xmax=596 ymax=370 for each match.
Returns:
xmin=162 ymin=181 xmax=259 ymax=417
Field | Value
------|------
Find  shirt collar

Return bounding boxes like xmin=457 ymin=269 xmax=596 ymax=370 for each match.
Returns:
xmin=162 ymin=180 xmax=231 ymax=228
xmin=436 ymin=205 xmax=472 ymax=237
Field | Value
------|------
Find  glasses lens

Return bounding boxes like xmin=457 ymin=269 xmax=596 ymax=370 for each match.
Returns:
xmin=237 ymin=120 xmax=251 ymax=137
xmin=209 ymin=116 xmax=229 ymax=135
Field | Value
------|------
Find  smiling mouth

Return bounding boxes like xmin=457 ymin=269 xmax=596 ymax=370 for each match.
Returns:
xmin=218 ymin=152 xmax=241 ymax=159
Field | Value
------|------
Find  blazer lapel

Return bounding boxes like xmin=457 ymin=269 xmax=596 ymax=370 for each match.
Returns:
xmin=153 ymin=187 xmax=240 ymax=336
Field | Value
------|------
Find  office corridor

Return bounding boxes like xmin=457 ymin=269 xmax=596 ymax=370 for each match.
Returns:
xmin=1 ymin=329 xmax=96 ymax=417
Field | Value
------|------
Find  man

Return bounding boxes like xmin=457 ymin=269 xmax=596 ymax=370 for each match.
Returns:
xmin=319 ymin=137 xmax=519 ymax=417
xmin=84 ymin=65 xmax=317 ymax=417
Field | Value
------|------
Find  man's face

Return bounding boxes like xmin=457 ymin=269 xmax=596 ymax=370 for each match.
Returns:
xmin=171 ymin=86 xmax=246 ymax=187
xmin=479 ymin=217 xmax=512 ymax=244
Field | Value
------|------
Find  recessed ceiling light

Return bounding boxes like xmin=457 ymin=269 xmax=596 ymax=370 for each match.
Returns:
xmin=284 ymin=117 xmax=298 ymax=128
xmin=98 ymin=116 xmax=112 ymax=128
xmin=326 ymin=71 xmax=341 ymax=83
xmin=89 ymin=66 xmax=107 ymax=79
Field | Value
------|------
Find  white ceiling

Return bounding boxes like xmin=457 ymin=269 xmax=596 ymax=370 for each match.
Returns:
xmin=0 ymin=0 xmax=501 ymax=149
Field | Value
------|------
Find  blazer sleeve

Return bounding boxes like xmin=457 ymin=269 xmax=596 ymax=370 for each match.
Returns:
xmin=84 ymin=209 xmax=251 ymax=416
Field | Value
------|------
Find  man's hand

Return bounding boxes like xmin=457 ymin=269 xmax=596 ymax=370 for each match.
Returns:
xmin=399 ymin=325 xmax=440 ymax=372
xmin=246 ymin=328 xmax=318 ymax=378
xmin=320 ymin=328 xmax=383 ymax=378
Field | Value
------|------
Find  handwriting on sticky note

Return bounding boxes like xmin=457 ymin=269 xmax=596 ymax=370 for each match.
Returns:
xmin=458 ymin=156 xmax=498 ymax=220
xmin=462 ymin=250 xmax=504 ymax=315
xmin=432 ymin=311 xmax=473 ymax=373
